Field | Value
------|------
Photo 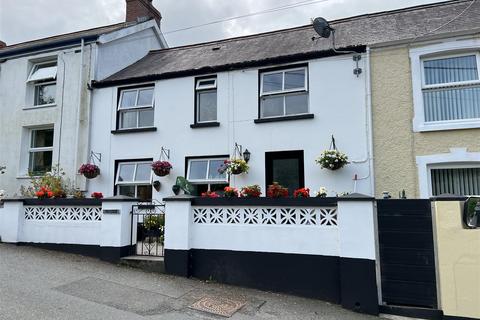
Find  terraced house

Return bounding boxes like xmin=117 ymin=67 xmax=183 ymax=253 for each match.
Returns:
xmin=0 ymin=0 xmax=167 ymax=196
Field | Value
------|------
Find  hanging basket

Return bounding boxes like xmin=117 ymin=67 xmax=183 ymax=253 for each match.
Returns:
xmin=78 ymin=164 xmax=100 ymax=179
xmin=152 ymin=161 xmax=172 ymax=177
xmin=315 ymin=135 xmax=349 ymax=171
xmin=230 ymin=167 xmax=244 ymax=175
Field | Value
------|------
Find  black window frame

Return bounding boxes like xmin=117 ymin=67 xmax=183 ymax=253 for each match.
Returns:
xmin=265 ymin=150 xmax=305 ymax=194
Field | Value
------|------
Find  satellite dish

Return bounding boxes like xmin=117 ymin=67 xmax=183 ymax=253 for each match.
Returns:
xmin=313 ymin=17 xmax=333 ymax=38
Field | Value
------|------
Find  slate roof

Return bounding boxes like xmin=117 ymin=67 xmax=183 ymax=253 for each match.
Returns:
xmin=96 ymin=0 xmax=480 ymax=86
xmin=0 ymin=22 xmax=137 ymax=59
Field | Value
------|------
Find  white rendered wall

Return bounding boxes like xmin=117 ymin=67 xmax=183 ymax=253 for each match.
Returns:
xmin=88 ymin=54 xmax=372 ymax=199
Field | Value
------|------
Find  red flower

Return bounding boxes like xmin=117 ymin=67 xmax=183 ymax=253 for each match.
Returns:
xmin=201 ymin=191 xmax=220 ymax=198
xmin=293 ymin=188 xmax=310 ymax=198
xmin=91 ymin=192 xmax=104 ymax=199
xmin=267 ymin=183 xmax=289 ymax=198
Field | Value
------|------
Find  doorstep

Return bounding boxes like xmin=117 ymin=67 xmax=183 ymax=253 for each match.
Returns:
xmin=120 ymin=255 xmax=165 ymax=274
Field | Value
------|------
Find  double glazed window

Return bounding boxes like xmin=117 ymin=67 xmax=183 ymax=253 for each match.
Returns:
xmin=430 ymin=167 xmax=480 ymax=196
xmin=29 ymin=128 xmax=54 ymax=175
xmin=115 ymin=161 xmax=152 ymax=200
xmin=195 ymin=77 xmax=217 ymax=123
xmin=422 ymin=54 xmax=480 ymax=122
xmin=27 ymin=62 xmax=57 ymax=106
xmin=118 ymin=87 xmax=154 ymax=129
xmin=260 ymin=66 xmax=309 ymax=118
xmin=186 ymin=157 xmax=228 ymax=195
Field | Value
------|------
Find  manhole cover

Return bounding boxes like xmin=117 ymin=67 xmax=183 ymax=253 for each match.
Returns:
xmin=189 ymin=295 xmax=246 ymax=317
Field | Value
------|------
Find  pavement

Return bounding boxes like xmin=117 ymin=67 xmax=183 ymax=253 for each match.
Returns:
xmin=0 ymin=243 xmax=384 ymax=320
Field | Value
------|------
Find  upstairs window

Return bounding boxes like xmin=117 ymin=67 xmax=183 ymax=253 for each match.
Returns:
xmin=117 ymin=86 xmax=154 ymax=129
xmin=260 ymin=66 xmax=308 ymax=118
xmin=422 ymin=54 xmax=480 ymax=123
xmin=115 ymin=160 xmax=152 ymax=200
xmin=29 ymin=128 xmax=54 ymax=175
xmin=195 ymin=77 xmax=217 ymax=123
xmin=27 ymin=62 xmax=57 ymax=106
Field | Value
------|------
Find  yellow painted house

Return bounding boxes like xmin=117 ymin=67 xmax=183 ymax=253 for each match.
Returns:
xmin=370 ymin=1 xmax=480 ymax=199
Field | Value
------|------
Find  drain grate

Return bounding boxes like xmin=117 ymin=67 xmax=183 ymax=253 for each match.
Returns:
xmin=189 ymin=295 xmax=246 ymax=317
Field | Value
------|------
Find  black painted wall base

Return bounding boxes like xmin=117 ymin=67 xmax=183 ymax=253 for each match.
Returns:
xmin=164 ymin=248 xmax=379 ymax=315
xmin=16 ymin=242 xmax=135 ymax=263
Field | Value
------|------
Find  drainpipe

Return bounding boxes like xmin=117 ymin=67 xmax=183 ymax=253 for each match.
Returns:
xmin=366 ymin=47 xmax=375 ymax=196
xmin=74 ymin=38 xmax=85 ymax=189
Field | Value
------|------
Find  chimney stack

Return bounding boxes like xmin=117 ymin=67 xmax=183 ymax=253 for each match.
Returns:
xmin=0 ymin=41 xmax=6 ymax=49
xmin=125 ymin=0 xmax=162 ymax=25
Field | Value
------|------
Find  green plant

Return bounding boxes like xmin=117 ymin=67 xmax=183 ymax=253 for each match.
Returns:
xmin=144 ymin=215 xmax=164 ymax=230
xmin=240 ymin=185 xmax=261 ymax=198
xmin=20 ymin=165 xmax=68 ymax=198
xmin=316 ymin=149 xmax=349 ymax=170
xmin=175 ymin=176 xmax=194 ymax=195
xmin=219 ymin=159 xmax=249 ymax=175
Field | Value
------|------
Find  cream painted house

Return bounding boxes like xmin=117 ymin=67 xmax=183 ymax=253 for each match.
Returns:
xmin=370 ymin=1 xmax=480 ymax=199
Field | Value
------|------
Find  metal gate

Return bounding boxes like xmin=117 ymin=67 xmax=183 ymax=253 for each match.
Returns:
xmin=131 ymin=202 xmax=165 ymax=257
xmin=377 ymin=199 xmax=437 ymax=308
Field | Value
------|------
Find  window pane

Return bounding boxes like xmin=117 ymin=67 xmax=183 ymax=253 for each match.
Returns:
xmin=120 ymin=90 xmax=137 ymax=109
xmin=120 ymin=110 xmax=137 ymax=129
xmin=188 ymin=161 xmax=208 ymax=180
xmin=208 ymin=160 xmax=226 ymax=180
xmin=272 ymin=158 xmax=301 ymax=194
xmin=424 ymin=55 xmax=478 ymax=85
xmin=35 ymin=83 xmax=56 ymax=105
xmin=31 ymin=129 xmax=54 ymax=148
xmin=198 ymin=90 xmax=217 ymax=122
xmin=261 ymin=95 xmax=284 ymax=117
xmin=431 ymin=168 xmax=480 ymax=196
xmin=285 ymin=69 xmax=305 ymax=90
xmin=118 ymin=185 xmax=136 ymax=198
xmin=137 ymin=88 xmax=154 ymax=106
xmin=29 ymin=151 xmax=53 ymax=174
xmin=423 ymin=86 xmax=480 ymax=122
xmin=135 ymin=163 xmax=151 ymax=182
xmin=285 ymin=93 xmax=308 ymax=115
xmin=28 ymin=64 xmax=57 ymax=82
xmin=136 ymin=185 xmax=152 ymax=201
xmin=197 ymin=79 xmax=216 ymax=89
xmin=138 ymin=109 xmax=154 ymax=127
xmin=262 ymin=72 xmax=283 ymax=93
xmin=118 ymin=163 xmax=135 ymax=182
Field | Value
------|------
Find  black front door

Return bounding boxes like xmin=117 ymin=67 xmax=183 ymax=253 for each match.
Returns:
xmin=265 ymin=151 xmax=305 ymax=195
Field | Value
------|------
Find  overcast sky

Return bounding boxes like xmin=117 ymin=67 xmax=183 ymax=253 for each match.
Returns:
xmin=0 ymin=0 xmax=450 ymax=47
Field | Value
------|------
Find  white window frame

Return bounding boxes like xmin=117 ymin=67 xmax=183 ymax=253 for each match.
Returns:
xmin=186 ymin=157 xmax=228 ymax=184
xmin=195 ymin=77 xmax=218 ymax=123
xmin=115 ymin=161 xmax=153 ymax=186
xmin=416 ymin=148 xmax=480 ymax=198
xmin=117 ymin=86 xmax=155 ymax=129
xmin=27 ymin=61 xmax=58 ymax=107
xmin=33 ymin=80 xmax=57 ymax=106
xmin=259 ymin=66 xmax=309 ymax=118
xmin=410 ymin=38 xmax=480 ymax=132
xmin=27 ymin=61 xmax=57 ymax=83
xmin=28 ymin=128 xmax=54 ymax=174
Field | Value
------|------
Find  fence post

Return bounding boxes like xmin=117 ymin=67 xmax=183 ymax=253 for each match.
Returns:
xmin=99 ymin=196 xmax=138 ymax=262
xmin=337 ymin=194 xmax=379 ymax=315
xmin=163 ymin=195 xmax=194 ymax=277
xmin=0 ymin=199 xmax=24 ymax=243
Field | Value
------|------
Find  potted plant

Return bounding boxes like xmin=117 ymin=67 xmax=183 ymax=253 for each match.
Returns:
xmin=201 ymin=191 xmax=220 ymax=198
xmin=267 ymin=182 xmax=289 ymax=198
xmin=219 ymin=159 xmax=249 ymax=175
xmin=35 ymin=186 xmax=54 ymax=199
xmin=240 ymin=185 xmax=261 ymax=198
xmin=315 ymin=149 xmax=349 ymax=171
xmin=316 ymin=187 xmax=328 ymax=198
xmin=293 ymin=188 xmax=310 ymax=198
xmin=223 ymin=186 xmax=239 ymax=198
xmin=151 ymin=161 xmax=172 ymax=177
xmin=143 ymin=215 xmax=164 ymax=239
xmin=91 ymin=192 xmax=103 ymax=199
xmin=78 ymin=164 xmax=100 ymax=179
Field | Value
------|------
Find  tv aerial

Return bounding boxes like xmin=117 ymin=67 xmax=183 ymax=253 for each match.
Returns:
xmin=312 ymin=17 xmax=362 ymax=76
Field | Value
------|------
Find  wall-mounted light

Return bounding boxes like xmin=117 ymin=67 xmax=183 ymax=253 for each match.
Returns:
xmin=243 ymin=149 xmax=251 ymax=163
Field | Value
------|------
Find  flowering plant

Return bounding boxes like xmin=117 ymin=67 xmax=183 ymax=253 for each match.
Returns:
xmin=267 ymin=182 xmax=289 ymax=198
xmin=223 ymin=186 xmax=239 ymax=198
xmin=293 ymin=188 xmax=310 ymax=198
xmin=315 ymin=150 xmax=349 ymax=170
xmin=35 ymin=186 xmax=54 ymax=199
xmin=78 ymin=164 xmax=100 ymax=179
xmin=218 ymin=159 xmax=249 ymax=175
xmin=91 ymin=192 xmax=103 ymax=199
xmin=316 ymin=187 xmax=328 ymax=198
xmin=151 ymin=161 xmax=172 ymax=177
xmin=201 ymin=191 xmax=220 ymax=198
xmin=0 ymin=190 xmax=5 ymax=200
xmin=240 ymin=185 xmax=261 ymax=198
